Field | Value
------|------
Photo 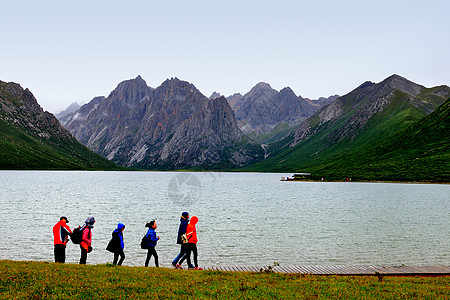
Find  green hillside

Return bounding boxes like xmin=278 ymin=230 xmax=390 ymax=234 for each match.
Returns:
xmin=0 ymin=119 xmax=122 ymax=170
xmin=305 ymin=98 xmax=450 ymax=182
xmin=0 ymin=80 xmax=123 ymax=170
xmin=241 ymin=77 xmax=450 ymax=182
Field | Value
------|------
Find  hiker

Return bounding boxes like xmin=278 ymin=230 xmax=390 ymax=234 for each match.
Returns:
xmin=52 ymin=216 xmax=72 ymax=263
xmin=80 ymin=216 xmax=95 ymax=264
xmin=171 ymin=212 xmax=192 ymax=269
xmin=144 ymin=220 xmax=160 ymax=267
xmin=179 ymin=216 xmax=202 ymax=270
xmin=106 ymin=223 xmax=126 ymax=265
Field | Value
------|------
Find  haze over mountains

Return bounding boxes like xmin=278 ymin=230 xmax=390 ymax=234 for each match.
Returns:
xmin=1 ymin=73 xmax=449 ymax=181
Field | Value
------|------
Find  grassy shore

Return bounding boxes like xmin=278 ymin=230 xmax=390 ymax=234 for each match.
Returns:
xmin=0 ymin=261 xmax=449 ymax=299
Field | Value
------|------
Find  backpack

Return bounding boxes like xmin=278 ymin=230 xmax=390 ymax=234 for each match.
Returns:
xmin=71 ymin=226 xmax=83 ymax=244
xmin=140 ymin=234 xmax=149 ymax=249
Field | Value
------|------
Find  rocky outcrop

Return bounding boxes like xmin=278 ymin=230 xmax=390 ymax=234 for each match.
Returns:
xmin=0 ymin=81 xmax=72 ymax=140
xmin=62 ymin=76 xmax=263 ymax=169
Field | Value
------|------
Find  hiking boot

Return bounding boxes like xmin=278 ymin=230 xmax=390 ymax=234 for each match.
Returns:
xmin=172 ymin=262 xmax=183 ymax=269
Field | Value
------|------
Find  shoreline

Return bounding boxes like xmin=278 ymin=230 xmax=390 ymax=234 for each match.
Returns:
xmin=1 ymin=169 xmax=448 ymax=184
xmin=280 ymin=178 xmax=450 ymax=184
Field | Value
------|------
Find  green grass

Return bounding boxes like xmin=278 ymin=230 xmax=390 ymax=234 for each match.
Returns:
xmin=0 ymin=260 xmax=448 ymax=299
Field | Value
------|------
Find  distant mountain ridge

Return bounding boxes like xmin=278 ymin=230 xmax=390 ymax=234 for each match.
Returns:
xmin=226 ymin=82 xmax=337 ymax=138
xmin=291 ymin=74 xmax=448 ymax=146
xmin=55 ymin=102 xmax=81 ymax=120
xmin=243 ymin=74 xmax=450 ymax=181
xmin=62 ymin=76 xmax=263 ymax=169
xmin=0 ymin=80 xmax=120 ymax=170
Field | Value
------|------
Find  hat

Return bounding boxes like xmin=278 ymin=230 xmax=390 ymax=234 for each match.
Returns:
xmin=182 ymin=212 xmax=189 ymax=218
xmin=85 ymin=216 xmax=95 ymax=225
xmin=60 ymin=216 xmax=69 ymax=223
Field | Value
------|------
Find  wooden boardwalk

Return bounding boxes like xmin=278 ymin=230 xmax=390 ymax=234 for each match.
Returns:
xmin=206 ymin=265 xmax=450 ymax=276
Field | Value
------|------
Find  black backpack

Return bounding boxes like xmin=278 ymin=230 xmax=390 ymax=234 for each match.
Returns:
xmin=140 ymin=234 xmax=149 ymax=249
xmin=71 ymin=226 xmax=83 ymax=244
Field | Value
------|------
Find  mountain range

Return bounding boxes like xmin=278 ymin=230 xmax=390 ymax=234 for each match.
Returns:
xmin=60 ymin=76 xmax=264 ymax=169
xmin=2 ymin=73 xmax=449 ymax=181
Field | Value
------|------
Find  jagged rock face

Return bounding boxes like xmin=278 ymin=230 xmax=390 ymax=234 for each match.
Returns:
xmin=63 ymin=76 xmax=262 ymax=169
xmin=292 ymin=74 xmax=450 ymax=145
xmin=0 ymin=81 xmax=72 ymax=140
xmin=231 ymin=83 xmax=328 ymax=135
xmin=226 ymin=93 xmax=244 ymax=111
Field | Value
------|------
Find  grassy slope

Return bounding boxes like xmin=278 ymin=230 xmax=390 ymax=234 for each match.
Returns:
xmin=308 ymin=98 xmax=450 ymax=182
xmin=0 ymin=119 xmax=123 ymax=170
xmin=0 ymin=260 xmax=448 ymax=299
xmin=241 ymin=92 xmax=449 ymax=182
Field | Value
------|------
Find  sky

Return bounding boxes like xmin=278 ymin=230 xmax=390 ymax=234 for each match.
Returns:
xmin=2 ymin=0 xmax=449 ymax=113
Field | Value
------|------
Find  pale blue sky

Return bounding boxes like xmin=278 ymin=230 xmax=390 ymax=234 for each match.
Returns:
xmin=2 ymin=0 xmax=449 ymax=113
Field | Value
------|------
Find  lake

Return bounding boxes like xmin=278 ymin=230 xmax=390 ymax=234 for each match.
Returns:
xmin=0 ymin=171 xmax=448 ymax=267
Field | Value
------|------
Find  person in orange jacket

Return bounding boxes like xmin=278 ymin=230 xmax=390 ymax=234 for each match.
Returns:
xmin=80 ymin=216 xmax=95 ymax=264
xmin=179 ymin=216 xmax=202 ymax=270
xmin=52 ymin=216 xmax=72 ymax=263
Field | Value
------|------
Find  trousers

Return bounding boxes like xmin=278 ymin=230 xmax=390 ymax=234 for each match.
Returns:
xmin=145 ymin=247 xmax=158 ymax=267
xmin=54 ymin=244 xmax=66 ymax=263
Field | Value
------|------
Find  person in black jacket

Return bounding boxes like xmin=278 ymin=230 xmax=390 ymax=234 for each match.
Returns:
xmin=106 ymin=223 xmax=126 ymax=265
xmin=171 ymin=212 xmax=192 ymax=269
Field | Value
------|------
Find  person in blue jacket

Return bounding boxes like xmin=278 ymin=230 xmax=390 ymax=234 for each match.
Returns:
xmin=144 ymin=220 xmax=160 ymax=267
xmin=106 ymin=223 xmax=126 ymax=265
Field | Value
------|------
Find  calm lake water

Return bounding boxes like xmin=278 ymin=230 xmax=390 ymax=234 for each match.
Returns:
xmin=0 ymin=171 xmax=448 ymax=267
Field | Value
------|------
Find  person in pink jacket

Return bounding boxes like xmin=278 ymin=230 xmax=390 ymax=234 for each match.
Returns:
xmin=80 ymin=216 xmax=95 ymax=264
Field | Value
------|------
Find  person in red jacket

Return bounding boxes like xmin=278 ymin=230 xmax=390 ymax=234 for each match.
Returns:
xmin=80 ymin=216 xmax=95 ymax=264
xmin=52 ymin=216 xmax=72 ymax=263
xmin=179 ymin=216 xmax=202 ymax=270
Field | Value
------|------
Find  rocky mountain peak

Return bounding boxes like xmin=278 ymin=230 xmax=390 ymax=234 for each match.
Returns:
xmin=278 ymin=87 xmax=297 ymax=98
xmin=380 ymin=74 xmax=424 ymax=96
xmin=243 ymin=82 xmax=278 ymax=103
xmin=56 ymin=102 xmax=81 ymax=119
xmin=251 ymin=82 xmax=275 ymax=93
xmin=356 ymin=81 xmax=375 ymax=90
xmin=210 ymin=91 xmax=222 ymax=99
xmin=0 ymin=81 xmax=44 ymax=116
xmin=106 ymin=76 xmax=152 ymax=106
